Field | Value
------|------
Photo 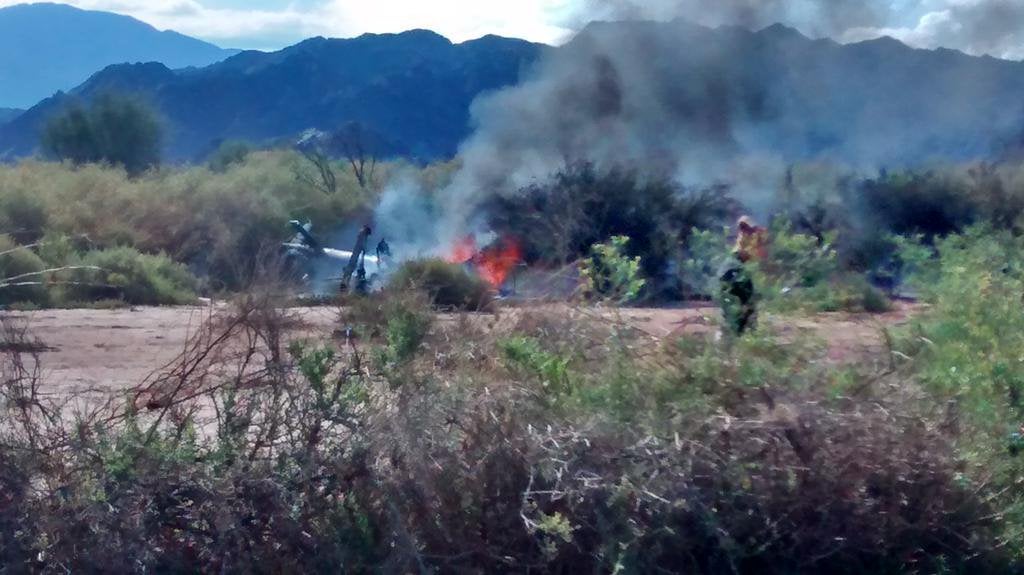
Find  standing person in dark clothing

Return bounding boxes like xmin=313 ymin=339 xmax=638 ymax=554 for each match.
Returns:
xmin=720 ymin=216 xmax=767 ymax=337
xmin=375 ymin=237 xmax=392 ymax=267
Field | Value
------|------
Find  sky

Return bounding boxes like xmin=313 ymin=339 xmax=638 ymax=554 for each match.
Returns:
xmin=1 ymin=0 xmax=1024 ymax=59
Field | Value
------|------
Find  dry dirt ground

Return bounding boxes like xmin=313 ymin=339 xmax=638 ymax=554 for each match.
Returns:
xmin=4 ymin=302 xmax=922 ymax=396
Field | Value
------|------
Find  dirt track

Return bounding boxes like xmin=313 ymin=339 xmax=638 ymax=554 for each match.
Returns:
xmin=4 ymin=302 xmax=922 ymax=394
xmin=4 ymin=306 xmax=339 ymax=395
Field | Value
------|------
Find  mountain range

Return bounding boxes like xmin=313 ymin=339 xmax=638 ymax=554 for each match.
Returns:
xmin=0 ymin=28 xmax=546 ymax=162
xmin=2 ymin=10 xmax=1024 ymax=166
xmin=0 ymin=3 xmax=236 ymax=109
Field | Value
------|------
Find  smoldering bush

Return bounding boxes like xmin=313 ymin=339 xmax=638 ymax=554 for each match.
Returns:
xmin=488 ymin=162 xmax=735 ymax=283
xmin=781 ymin=162 xmax=1024 ymax=275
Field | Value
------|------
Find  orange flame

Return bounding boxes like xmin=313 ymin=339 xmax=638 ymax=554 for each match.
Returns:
xmin=477 ymin=238 xmax=523 ymax=289
xmin=446 ymin=236 xmax=477 ymax=265
xmin=445 ymin=235 xmax=522 ymax=289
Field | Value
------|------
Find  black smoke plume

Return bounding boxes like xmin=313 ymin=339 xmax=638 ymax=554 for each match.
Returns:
xmin=376 ymin=4 xmax=1024 ymax=256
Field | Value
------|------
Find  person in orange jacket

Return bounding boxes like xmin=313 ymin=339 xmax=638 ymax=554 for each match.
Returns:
xmin=734 ymin=216 xmax=768 ymax=263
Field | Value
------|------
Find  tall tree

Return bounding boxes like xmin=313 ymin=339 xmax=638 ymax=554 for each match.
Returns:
xmin=42 ymin=93 xmax=162 ymax=176
xmin=294 ymin=130 xmax=338 ymax=195
xmin=333 ymin=122 xmax=378 ymax=189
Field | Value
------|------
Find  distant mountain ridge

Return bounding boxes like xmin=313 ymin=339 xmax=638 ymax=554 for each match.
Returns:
xmin=3 ymin=19 xmax=1024 ymax=165
xmin=0 ymin=3 xmax=236 ymax=109
xmin=0 ymin=109 xmax=22 ymax=125
xmin=0 ymin=29 xmax=547 ymax=162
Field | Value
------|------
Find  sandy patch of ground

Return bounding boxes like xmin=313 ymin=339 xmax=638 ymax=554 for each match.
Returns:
xmin=4 ymin=306 xmax=338 ymax=395
xmin=3 ymin=302 xmax=922 ymax=395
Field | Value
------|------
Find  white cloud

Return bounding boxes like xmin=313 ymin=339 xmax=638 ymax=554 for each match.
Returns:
xmin=840 ymin=0 xmax=1024 ymax=59
xmin=0 ymin=0 xmax=575 ymax=50
xmin=322 ymin=0 xmax=574 ymax=42
xmin=3 ymin=0 xmax=1023 ymax=57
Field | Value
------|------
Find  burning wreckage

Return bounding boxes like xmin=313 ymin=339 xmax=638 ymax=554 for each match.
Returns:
xmin=282 ymin=220 xmax=386 ymax=294
xmin=282 ymin=220 xmax=523 ymax=296
xmin=445 ymin=235 xmax=523 ymax=291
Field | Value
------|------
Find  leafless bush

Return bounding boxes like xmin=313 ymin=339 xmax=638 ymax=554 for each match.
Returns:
xmin=517 ymin=390 xmax=1000 ymax=573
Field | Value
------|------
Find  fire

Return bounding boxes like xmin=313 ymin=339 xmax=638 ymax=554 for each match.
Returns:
xmin=445 ymin=235 xmax=522 ymax=289
xmin=447 ymin=236 xmax=478 ymax=265
xmin=476 ymin=238 xmax=523 ymax=289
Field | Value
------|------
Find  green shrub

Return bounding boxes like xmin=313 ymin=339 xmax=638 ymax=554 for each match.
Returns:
xmin=288 ymin=341 xmax=370 ymax=418
xmin=34 ymin=232 xmax=75 ymax=269
xmin=498 ymin=336 xmax=575 ymax=397
xmin=895 ymin=225 xmax=1024 ymax=559
xmin=383 ymin=297 xmax=433 ymax=364
xmin=676 ymin=222 xmax=892 ymax=313
xmin=206 ymin=140 xmax=252 ymax=173
xmin=0 ymin=236 xmax=50 ymax=306
xmin=775 ymin=274 xmax=891 ymax=314
xmin=67 ymin=247 xmax=197 ymax=305
xmin=580 ymin=236 xmax=647 ymax=304
xmin=0 ymin=152 xmax=376 ymax=293
xmin=679 ymin=227 xmax=731 ymax=298
xmin=858 ymin=277 xmax=892 ymax=313
xmin=898 ymin=226 xmax=1024 ymax=421
xmin=760 ymin=220 xmax=839 ymax=290
xmin=749 ymin=221 xmax=891 ymax=314
xmin=0 ymin=188 xmax=48 ymax=244
xmin=890 ymin=232 xmax=940 ymax=297
xmin=341 ymin=290 xmax=434 ymax=366
xmin=387 ymin=258 xmax=494 ymax=311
